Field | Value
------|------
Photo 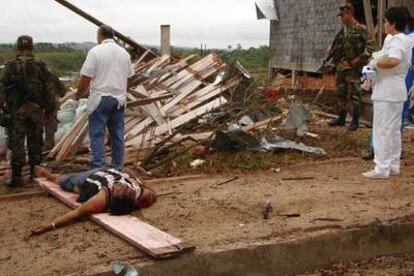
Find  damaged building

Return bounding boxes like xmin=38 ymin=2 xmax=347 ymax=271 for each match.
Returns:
xmin=256 ymin=0 xmax=414 ymax=73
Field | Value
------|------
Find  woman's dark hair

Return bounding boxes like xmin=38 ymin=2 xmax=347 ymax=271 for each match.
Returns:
xmin=385 ymin=7 xmax=408 ymax=32
xmin=109 ymin=196 xmax=135 ymax=216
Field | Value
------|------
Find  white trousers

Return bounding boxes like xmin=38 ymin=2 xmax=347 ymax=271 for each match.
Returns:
xmin=373 ymin=101 xmax=404 ymax=175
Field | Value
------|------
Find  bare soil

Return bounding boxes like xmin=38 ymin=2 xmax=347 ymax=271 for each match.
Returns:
xmin=1 ymin=127 xmax=414 ymax=275
xmin=307 ymin=253 xmax=414 ymax=275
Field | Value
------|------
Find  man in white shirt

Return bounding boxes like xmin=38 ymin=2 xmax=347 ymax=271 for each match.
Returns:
xmin=76 ymin=25 xmax=134 ymax=169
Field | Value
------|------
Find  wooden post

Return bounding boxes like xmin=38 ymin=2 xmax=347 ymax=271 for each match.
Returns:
xmin=292 ymin=70 xmax=298 ymax=89
xmin=363 ymin=0 xmax=375 ymax=40
xmin=160 ymin=25 xmax=171 ymax=56
xmin=377 ymin=0 xmax=385 ymax=49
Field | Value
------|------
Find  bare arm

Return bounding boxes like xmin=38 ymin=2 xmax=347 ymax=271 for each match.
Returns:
xmin=26 ymin=190 xmax=107 ymax=240
xmin=377 ymin=57 xmax=401 ymax=69
xmin=76 ymin=75 xmax=92 ymax=100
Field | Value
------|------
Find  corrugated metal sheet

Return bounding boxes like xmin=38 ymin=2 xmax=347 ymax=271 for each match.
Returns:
xmin=255 ymin=0 xmax=279 ymax=21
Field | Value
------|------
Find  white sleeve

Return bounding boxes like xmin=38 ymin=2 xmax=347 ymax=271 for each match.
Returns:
xmin=80 ymin=51 xmax=97 ymax=78
xmin=388 ymin=37 xmax=406 ymax=61
xmin=127 ymin=55 xmax=134 ymax=78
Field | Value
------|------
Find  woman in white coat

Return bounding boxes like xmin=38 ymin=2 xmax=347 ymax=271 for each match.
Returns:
xmin=363 ymin=7 xmax=412 ymax=179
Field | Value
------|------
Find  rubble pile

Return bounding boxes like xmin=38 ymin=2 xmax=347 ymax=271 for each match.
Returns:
xmin=47 ymin=53 xmax=253 ymax=165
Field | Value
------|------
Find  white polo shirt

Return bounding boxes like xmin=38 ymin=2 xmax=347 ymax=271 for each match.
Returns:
xmin=372 ymin=33 xmax=412 ymax=102
xmin=80 ymin=39 xmax=134 ymax=114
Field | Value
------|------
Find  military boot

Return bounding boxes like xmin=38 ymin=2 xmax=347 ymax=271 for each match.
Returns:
xmin=6 ymin=166 xmax=23 ymax=188
xmin=328 ymin=111 xmax=346 ymax=127
xmin=361 ymin=148 xmax=374 ymax=160
xmin=347 ymin=110 xmax=360 ymax=131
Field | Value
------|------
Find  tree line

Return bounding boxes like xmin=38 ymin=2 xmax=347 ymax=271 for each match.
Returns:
xmin=0 ymin=43 xmax=270 ymax=77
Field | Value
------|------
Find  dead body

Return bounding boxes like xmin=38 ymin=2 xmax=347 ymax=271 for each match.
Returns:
xmin=27 ymin=166 xmax=157 ymax=239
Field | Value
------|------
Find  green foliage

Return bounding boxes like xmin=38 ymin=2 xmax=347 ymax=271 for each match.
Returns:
xmin=0 ymin=43 xmax=86 ymax=76
xmin=1 ymin=42 xmax=270 ymax=78
xmin=36 ymin=52 xmax=85 ymax=76
xmin=171 ymin=45 xmax=270 ymax=71
xmin=171 ymin=45 xmax=270 ymax=86
xmin=220 ymin=45 xmax=270 ymax=70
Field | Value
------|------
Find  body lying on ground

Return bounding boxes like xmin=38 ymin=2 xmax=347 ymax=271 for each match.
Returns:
xmin=26 ymin=166 xmax=157 ymax=239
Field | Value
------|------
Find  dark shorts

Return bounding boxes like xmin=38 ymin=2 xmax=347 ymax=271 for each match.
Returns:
xmin=59 ymin=168 xmax=101 ymax=192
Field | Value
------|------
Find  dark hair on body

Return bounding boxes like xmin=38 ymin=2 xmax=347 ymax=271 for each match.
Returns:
xmin=385 ymin=7 xmax=408 ymax=32
xmin=109 ymin=195 xmax=135 ymax=216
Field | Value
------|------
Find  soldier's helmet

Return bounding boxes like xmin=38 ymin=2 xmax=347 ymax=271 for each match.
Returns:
xmin=338 ymin=3 xmax=354 ymax=15
xmin=16 ymin=35 xmax=33 ymax=51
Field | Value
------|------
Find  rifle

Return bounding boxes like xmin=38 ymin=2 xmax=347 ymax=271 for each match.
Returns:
xmin=54 ymin=0 xmax=157 ymax=61
xmin=318 ymin=29 xmax=344 ymax=73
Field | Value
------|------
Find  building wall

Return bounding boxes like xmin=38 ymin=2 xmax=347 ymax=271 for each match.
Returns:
xmin=269 ymin=0 xmax=346 ymax=72
xmin=269 ymin=0 xmax=414 ymax=73
xmin=388 ymin=0 xmax=414 ymax=13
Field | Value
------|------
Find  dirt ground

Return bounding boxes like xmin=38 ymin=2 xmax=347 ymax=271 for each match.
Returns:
xmin=1 ymin=126 xmax=414 ymax=275
xmin=306 ymin=253 xmax=414 ymax=275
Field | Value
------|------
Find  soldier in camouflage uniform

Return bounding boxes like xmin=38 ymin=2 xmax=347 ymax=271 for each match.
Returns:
xmin=0 ymin=36 xmax=56 ymax=187
xmin=328 ymin=3 xmax=377 ymax=131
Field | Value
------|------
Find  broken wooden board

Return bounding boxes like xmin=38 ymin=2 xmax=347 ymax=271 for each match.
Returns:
xmin=36 ymin=178 xmax=194 ymax=259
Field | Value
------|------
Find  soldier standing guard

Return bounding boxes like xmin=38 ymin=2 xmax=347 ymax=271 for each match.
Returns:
xmin=0 ymin=36 xmax=56 ymax=187
xmin=327 ymin=3 xmax=377 ymax=131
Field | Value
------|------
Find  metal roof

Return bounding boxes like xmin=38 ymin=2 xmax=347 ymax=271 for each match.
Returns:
xmin=255 ymin=0 xmax=279 ymax=21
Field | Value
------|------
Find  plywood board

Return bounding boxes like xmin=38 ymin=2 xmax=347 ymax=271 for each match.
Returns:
xmin=37 ymin=178 xmax=194 ymax=259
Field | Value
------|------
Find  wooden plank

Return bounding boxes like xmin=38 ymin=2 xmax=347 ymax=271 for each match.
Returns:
xmin=36 ymin=178 xmax=194 ymax=259
xmin=170 ymin=78 xmax=240 ymax=117
xmin=129 ymin=97 xmax=227 ymax=147
xmin=59 ymin=89 xmax=77 ymax=106
xmin=363 ymin=0 xmax=375 ymax=40
xmin=125 ymin=77 xmax=228 ymax=140
xmin=54 ymin=113 xmax=89 ymax=159
xmin=378 ymin=0 xmax=385 ymax=48
xmin=128 ymin=94 xmax=173 ymax=108
xmin=57 ymin=120 xmax=88 ymax=159
xmin=136 ymin=86 xmax=166 ymax=125
xmin=135 ymin=49 xmax=151 ymax=65
xmin=48 ymin=112 xmax=88 ymax=158
xmin=161 ymin=54 xmax=216 ymax=87
xmin=242 ymin=115 xmax=283 ymax=132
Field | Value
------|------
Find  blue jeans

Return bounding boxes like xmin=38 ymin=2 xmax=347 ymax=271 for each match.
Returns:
xmin=89 ymin=96 xmax=125 ymax=169
xmin=60 ymin=168 xmax=101 ymax=192
xmin=404 ymin=67 xmax=414 ymax=121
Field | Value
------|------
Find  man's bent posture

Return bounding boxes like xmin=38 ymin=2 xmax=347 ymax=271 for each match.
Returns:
xmin=26 ymin=167 xmax=157 ymax=239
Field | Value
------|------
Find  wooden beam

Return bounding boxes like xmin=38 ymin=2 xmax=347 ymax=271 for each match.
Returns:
xmin=36 ymin=178 xmax=194 ymax=259
xmin=128 ymin=97 xmax=227 ymax=147
xmin=127 ymin=94 xmax=173 ymax=108
xmin=363 ymin=0 xmax=375 ymax=41
xmin=378 ymin=0 xmax=385 ymax=48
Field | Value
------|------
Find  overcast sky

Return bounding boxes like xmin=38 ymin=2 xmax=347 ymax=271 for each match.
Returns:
xmin=0 ymin=0 xmax=270 ymax=49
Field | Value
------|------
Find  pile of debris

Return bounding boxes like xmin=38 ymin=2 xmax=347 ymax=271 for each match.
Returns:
xmin=45 ymin=48 xmax=331 ymax=174
xmin=47 ymin=53 xmax=249 ymax=161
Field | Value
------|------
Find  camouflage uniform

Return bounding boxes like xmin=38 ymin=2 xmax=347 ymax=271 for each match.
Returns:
xmin=44 ymin=73 xmax=65 ymax=151
xmin=329 ymin=6 xmax=377 ymax=130
xmin=0 ymin=36 xmax=56 ymax=186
